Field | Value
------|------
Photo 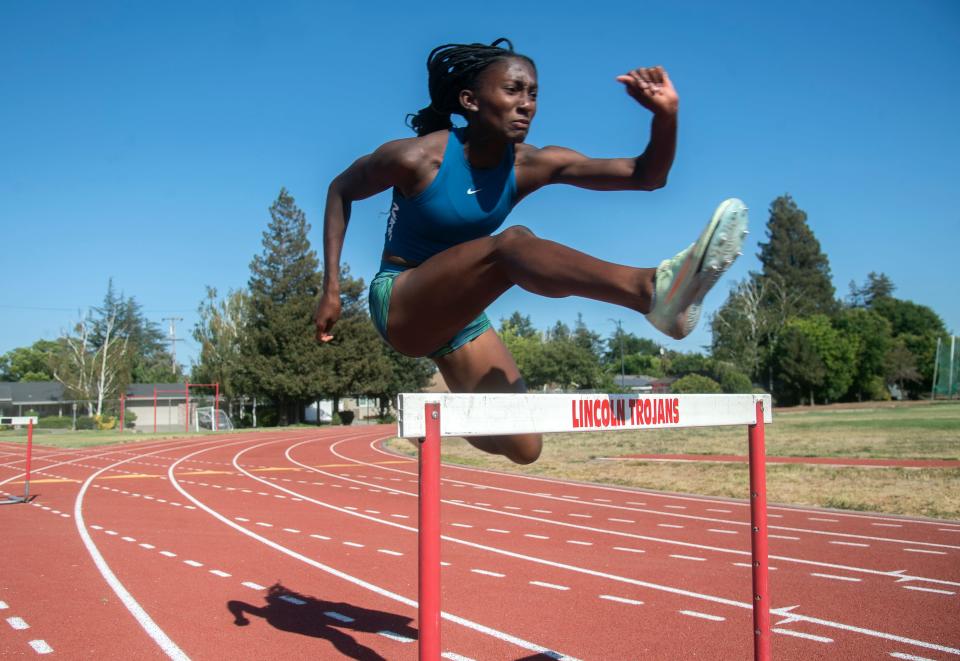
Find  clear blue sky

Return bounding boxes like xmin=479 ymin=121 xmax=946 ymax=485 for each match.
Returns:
xmin=2 ymin=1 xmax=958 ymax=369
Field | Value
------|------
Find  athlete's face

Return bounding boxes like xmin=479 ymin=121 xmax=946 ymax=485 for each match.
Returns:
xmin=461 ymin=58 xmax=538 ymax=142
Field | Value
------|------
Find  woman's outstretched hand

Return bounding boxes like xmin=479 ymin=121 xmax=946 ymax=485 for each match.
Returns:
xmin=616 ymin=66 xmax=678 ymax=116
xmin=314 ymin=292 xmax=341 ymax=343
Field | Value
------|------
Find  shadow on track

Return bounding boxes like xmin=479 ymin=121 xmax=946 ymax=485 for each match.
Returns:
xmin=226 ymin=583 xmax=416 ymax=660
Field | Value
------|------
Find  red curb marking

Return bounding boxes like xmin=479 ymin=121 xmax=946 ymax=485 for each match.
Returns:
xmin=609 ymin=454 xmax=960 ymax=468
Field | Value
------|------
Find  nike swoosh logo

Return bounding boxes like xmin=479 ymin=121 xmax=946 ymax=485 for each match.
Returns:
xmin=467 ymin=188 xmax=481 ymax=195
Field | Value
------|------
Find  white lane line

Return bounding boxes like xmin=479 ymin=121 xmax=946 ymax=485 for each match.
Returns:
xmin=664 ymin=505 xmax=686 ymax=510
xmin=903 ymin=549 xmax=947 ymax=555
xmin=671 ymin=555 xmax=706 ymax=562
xmin=567 ymin=540 xmax=593 ymax=546
xmin=532 ymin=509 xmax=552 ymax=514
xmin=471 ymin=569 xmax=505 ymax=578
xmin=7 ymin=616 xmax=29 ymax=630
xmin=872 ymin=523 xmax=902 ymax=528
xmin=902 ymin=586 xmax=955 ymax=596
xmin=139 ymin=543 xmax=155 ymax=550
xmin=811 ymin=573 xmax=861 ymax=583
xmin=773 ymin=628 xmax=833 ymax=643
xmin=390 ymin=514 xmax=409 ymax=519
xmin=609 ymin=518 xmax=635 ymax=524
xmin=680 ymin=610 xmax=724 ymax=622
xmin=379 ymin=630 xmax=415 ymax=643
xmin=706 ymin=508 xmax=731 ymax=513
xmin=830 ymin=541 xmax=869 ymax=548
xmin=658 ymin=524 xmax=683 ymax=529
xmin=255 ymin=522 xmax=272 ymax=527
xmin=889 ymin=652 xmax=936 ymax=660
xmin=769 ymin=535 xmax=800 ymax=540
xmin=90 ymin=525 xmax=104 ymax=530
xmin=209 ymin=570 xmax=231 ymax=578
xmin=29 ymin=640 xmax=54 ymax=654
xmin=486 ymin=529 xmax=510 ymax=534
xmin=600 ymin=595 xmax=643 ymax=605
xmin=524 ymin=534 xmax=549 ymax=540
xmin=184 ymin=560 xmax=203 ymax=568
xmin=310 ymin=534 xmax=331 ymax=540
xmin=504 ymin=506 xmax=521 ymax=510
xmin=627 ymin=501 xmax=647 ymax=506
xmin=530 ymin=581 xmax=570 ymax=591
xmin=451 ymin=523 xmax=473 ymax=528
xmin=279 ymin=595 xmax=306 ymax=605
xmin=442 ymin=652 xmax=477 ymax=661
xmin=938 ymin=528 xmax=960 ymax=533
xmin=613 ymin=547 xmax=645 ymax=554
xmin=242 ymin=581 xmax=266 ymax=590
xmin=121 ymin=536 xmax=136 ymax=542
xmin=282 ymin=528 xmax=301 ymax=533
xmin=105 ymin=530 xmax=118 ymax=536
xmin=378 ymin=549 xmax=403 ymax=556
xmin=569 ymin=514 xmax=592 ymax=518
xmin=808 ymin=517 xmax=839 ymax=523
xmin=0 ymin=601 xmax=6 ymax=609
xmin=325 ymin=611 xmax=355 ymax=623
xmin=708 ymin=529 xmax=738 ymax=535
xmin=160 ymin=551 xmax=177 ymax=558
xmin=343 ymin=541 xmax=364 ymax=548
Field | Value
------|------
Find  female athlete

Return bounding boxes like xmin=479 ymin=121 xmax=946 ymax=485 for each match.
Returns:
xmin=315 ymin=39 xmax=747 ymax=464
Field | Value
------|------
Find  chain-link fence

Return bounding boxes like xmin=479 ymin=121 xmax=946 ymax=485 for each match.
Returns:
xmin=932 ymin=336 xmax=959 ymax=399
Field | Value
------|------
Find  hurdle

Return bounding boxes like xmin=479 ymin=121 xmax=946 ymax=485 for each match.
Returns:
xmin=397 ymin=393 xmax=773 ymax=661
xmin=1 ymin=417 xmax=37 ymax=505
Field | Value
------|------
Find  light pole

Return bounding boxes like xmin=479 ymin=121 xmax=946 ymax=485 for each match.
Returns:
xmin=609 ymin=318 xmax=624 ymax=388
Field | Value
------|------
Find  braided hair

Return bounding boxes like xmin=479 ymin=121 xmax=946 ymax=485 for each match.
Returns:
xmin=407 ymin=38 xmax=536 ymax=136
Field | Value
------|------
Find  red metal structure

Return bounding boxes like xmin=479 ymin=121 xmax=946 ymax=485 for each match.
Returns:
xmin=408 ymin=394 xmax=772 ymax=661
xmin=118 ymin=383 xmax=221 ymax=433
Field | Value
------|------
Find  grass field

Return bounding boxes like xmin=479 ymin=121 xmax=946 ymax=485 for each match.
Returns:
xmin=4 ymin=402 xmax=957 ymax=519
xmin=385 ymin=400 xmax=960 ymax=520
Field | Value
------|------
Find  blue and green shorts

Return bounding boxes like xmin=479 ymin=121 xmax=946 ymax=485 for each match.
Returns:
xmin=368 ymin=264 xmax=491 ymax=359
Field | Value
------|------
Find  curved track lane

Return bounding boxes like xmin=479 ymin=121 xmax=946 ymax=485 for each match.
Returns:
xmin=2 ymin=427 xmax=958 ymax=659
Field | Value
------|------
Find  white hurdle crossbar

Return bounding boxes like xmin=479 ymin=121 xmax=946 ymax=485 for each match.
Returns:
xmin=397 ymin=393 xmax=773 ymax=661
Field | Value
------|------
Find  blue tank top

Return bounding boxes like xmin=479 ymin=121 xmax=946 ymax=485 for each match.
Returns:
xmin=381 ymin=127 xmax=517 ymax=265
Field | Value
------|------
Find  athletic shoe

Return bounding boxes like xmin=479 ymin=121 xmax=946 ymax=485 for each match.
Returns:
xmin=645 ymin=198 xmax=748 ymax=339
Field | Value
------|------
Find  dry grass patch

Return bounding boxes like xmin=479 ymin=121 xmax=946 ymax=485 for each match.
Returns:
xmin=384 ymin=400 xmax=960 ymax=519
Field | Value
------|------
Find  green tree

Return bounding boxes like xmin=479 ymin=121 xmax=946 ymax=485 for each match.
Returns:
xmin=500 ymin=320 xmax=605 ymax=391
xmin=0 ymin=340 xmax=58 ymax=381
xmin=90 ymin=279 xmax=181 ymax=384
xmin=192 ymin=287 xmax=249 ymax=404
xmin=775 ymin=315 xmax=856 ymax=405
xmin=847 ymin=272 xmax=896 ymax=308
xmin=239 ymin=188 xmax=328 ymax=425
xmin=671 ymin=374 xmax=722 ymax=394
xmin=872 ymin=297 xmax=946 ymax=397
xmin=885 ymin=338 xmax=922 ymax=395
xmin=834 ymin=308 xmax=893 ymax=401
xmin=755 ymin=195 xmax=836 ymax=317
xmin=371 ymin=348 xmax=435 ymax=420
xmin=322 ymin=270 xmax=394 ymax=416
xmin=500 ymin=312 xmax=538 ymax=338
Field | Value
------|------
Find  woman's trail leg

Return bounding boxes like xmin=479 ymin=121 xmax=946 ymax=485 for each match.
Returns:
xmin=433 ymin=328 xmax=542 ymax=465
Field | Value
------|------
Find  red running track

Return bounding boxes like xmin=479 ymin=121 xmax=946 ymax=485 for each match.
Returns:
xmin=1 ymin=429 xmax=958 ymax=659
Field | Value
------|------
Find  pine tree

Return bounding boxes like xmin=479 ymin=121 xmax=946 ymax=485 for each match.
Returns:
xmin=240 ymin=188 xmax=328 ymax=425
xmin=755 ymin=195 xmax=836 ymax=316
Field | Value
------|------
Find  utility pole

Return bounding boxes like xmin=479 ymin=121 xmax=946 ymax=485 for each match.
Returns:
xmin=609 ymin=319 xmax=625 ymax=387
xmin=162 ymin=317 xmax=184 ymax=374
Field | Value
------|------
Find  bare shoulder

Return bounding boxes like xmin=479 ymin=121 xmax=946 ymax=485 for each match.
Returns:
xmin=514 ymin=143 xmax=586 ymax=194
xmin=370 ymin=131 xmax=446 ymax=173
